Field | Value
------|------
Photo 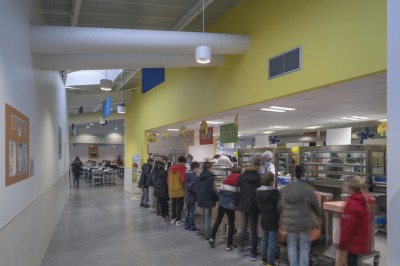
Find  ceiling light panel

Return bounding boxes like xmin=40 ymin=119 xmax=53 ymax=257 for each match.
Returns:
xmin=270 ymin=126 xmax=290 ymax=129
xmin=167 ymin=129 xmax=179 ymax=131
xmin=305 ymin=126 xmax=322 ymax=129
xmin=262 ymin=131 xmax=275 ymax=134
xmin=341 ymin=117 xmax=359 ymax=121
xmin=260 ymin=108 xmax=286 ymax=113
xmin=269 ymin=106 xmax=296 ymax=111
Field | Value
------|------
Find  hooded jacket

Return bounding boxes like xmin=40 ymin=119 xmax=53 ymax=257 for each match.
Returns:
xmin=237 ymin=167 xmax=261 ymax=214
xmin=168 ymin=164 xmax=186 ymax=198
xmin=339 ymin=192 xmax=374 ymax=255
xmin=256 ymin=185 xmax=280 ymax=230
xmin=154 ymin=169 xmax=169 ymax=200
xmin=138 ymin=163 xmax=152 ymax=188
xmin=196 ymin=170 xmax=218 ymax=209
xmin=218 ymin=173 xmax=240 ymax=210
xmin=278 ymin=180 xmax=320 ymax=232
xmin=146 ymin=158 xmax=166 ymax=187
xmin=184 ymin=171 xmax=199 ymax=204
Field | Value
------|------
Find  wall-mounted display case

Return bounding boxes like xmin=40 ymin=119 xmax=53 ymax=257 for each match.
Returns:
xmin=300 ymin=145 xmax=386 ymax=192
xmin=238 ymin=147 xmax=293 ymax=176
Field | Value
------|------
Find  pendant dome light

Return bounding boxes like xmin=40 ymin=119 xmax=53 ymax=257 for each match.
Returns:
xmin=100 ymin=69 xmax=112 ymax=91
xmin=117 ymin=70 xmax=126 ymax=114
xmin=195 ymin=0 xmax=211 ymax=64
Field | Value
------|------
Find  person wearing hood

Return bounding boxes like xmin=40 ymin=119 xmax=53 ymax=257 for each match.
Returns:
xmin=337 ymin=176 xmax=374 ymax=266
xmin=237 ymin=158 xmax=262 ymax=261
xmin=208 ymin=166 xmax=242 ymax=251
xmin=256 ymin=172 xmax=280 ymax=266
xmin=138 ymin=158 xmax=154 ymax=208
xmin=184 ymin=161 xmax=201 ymax=231
xmin=147 ymin=156 xmax=168 ymax=214
xmin=168 ymin=156 xmax=187 ymax=226
xmin=154 ymin=164 xmax=170 ymax=222
xmin=259 ymin=150 xmax=276 ymax=176
xmin=196 ymin=161 xmax=218 ymax=240
xmin=278 ymin=165 xmax=320 ymax=266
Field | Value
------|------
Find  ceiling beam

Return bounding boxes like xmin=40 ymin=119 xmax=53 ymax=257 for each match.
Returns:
xmin=41 ymin=10 xmax=71 ymax=16
xmin=171 ymin=0 xmax=215 ymax=31
xmin=70 ymin=0 xmax=83 ymax=26
xmin=113 ymin=69 xmax=140 ymax=92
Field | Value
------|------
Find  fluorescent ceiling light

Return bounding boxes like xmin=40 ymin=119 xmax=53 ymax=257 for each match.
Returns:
xmin=115 ymin=127 xmax=118 ymax=130
xmin=260 ymin=108 xmax=286 ymax=113
xmin=270 ymin=126 xmax=290 ymax=129
xmin=198 ymin=121 xmax=224 ymax=125
xmin=341 ymin=117 xmax=359 ymax=121
xmin=351 ymin=116 xmax=369 ymax=120
xmin=270 ymin=106 xmax=296 ymax=111
xmin=167 ymin=129 xmax=179 ymax=131
xmin=379 ymin=118 xmax=387 ymax=122
xmin=262 ymin=131 xmax=275 ymax=134
xmin=305 ymin=126 xmax=322 ymax=129
xmin=90 ymin=123 xmax=94 ymax=126
xmin=86 ymin=125 xmax=90 ymax=129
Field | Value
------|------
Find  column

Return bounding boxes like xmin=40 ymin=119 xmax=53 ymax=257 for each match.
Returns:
xmin=387 ymin=0 xmax=400 ymax=264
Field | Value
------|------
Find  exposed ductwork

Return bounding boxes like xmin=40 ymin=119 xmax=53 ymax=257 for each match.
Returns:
xmin=30 ymin=25 xmax=250 ymax=70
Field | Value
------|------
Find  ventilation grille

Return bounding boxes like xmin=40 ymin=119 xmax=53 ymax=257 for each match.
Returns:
xmin=268 ymin=46 xmax=301 ymax=79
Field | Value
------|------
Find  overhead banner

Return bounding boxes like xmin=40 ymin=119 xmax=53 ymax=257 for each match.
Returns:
xmin=184 ymin=130 xmax=195 ymax=146
xmin=199 ymin=127 xmax=213 ymax=145
xmin=220 ymin=123 xmax=238 ymax=143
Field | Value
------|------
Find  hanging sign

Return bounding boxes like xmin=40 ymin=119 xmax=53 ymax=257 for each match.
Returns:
xmin=200 ymin=127 xmax=213 ymax=145
xmin=179 ymin=126 xmax=187 ymax=139
xmin=88 ymin=146 xmax=99 ymax=159
xmin=220 ymin=123 xmax=238 ymax=144
xmin=184 ymin=130 xmax=195 ymax=146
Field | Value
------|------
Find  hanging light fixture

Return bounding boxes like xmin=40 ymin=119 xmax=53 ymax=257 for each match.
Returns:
xmin=195 ymin=0 xmax=211 ymax=64
xmin=117 ymin=70 xmax=126 ymax=114
xmin=100 ymin=69 xmax=112 ymax=91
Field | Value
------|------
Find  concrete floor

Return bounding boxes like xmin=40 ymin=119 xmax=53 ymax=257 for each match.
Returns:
xmin=42 ymin=184 xmax=387 ymax=266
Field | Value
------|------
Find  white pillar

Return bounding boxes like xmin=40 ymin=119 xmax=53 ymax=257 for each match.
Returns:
xmin=387 ymin=0 xmax=400 ymax=264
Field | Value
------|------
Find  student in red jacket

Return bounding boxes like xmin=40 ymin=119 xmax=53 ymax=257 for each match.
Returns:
xmin=338 ymin=176 xmax=374 ymax=266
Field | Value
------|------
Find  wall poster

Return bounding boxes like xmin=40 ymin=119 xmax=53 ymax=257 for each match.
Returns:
xmin=184 ymin=130 xmax=195 ymax=146
xmin=5 ymin=104 xmax=30 ymax=186
xmin=88 ymin=145 xmax=99 ymax=159
xmin=58 ymin=126 xmax=62 ymax=159
xmin=199 ymin=127 xmax=214 ymax=145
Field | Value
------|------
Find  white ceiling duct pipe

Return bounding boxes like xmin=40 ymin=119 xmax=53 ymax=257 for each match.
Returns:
xmin=30 ymin=26 xmax=250 ymax=55
xmin=33 ymin=53 xmax=224 ymax=70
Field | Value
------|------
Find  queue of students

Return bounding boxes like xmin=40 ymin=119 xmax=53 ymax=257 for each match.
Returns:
xmin=137 ymin=155 xmax=373 ymax=266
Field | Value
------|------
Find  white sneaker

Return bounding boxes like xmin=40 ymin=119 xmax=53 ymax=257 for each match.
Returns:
xmin=175 ymin=220 xmax=184 ymax=226
xmin=170 ymin=219 xmax=177 ymax=224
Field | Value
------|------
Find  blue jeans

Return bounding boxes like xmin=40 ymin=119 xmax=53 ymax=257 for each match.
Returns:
xmin=140 ymin=187 xmax=149 ymax=205
xmin=261 ymin=230 xmax=278 ymax=264
xmin=201 ymin=208 xmax=211 ymax=239
xmin=185 ymin=203 xmax=196 ymax=229
xmin=240 ymin=213 xmax=258 ymax=256
xmin=286 ymin=231 xmax=311 ymax=266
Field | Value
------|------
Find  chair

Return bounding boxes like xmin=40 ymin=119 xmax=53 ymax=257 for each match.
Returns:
xmin=92 ymin=169 xmax=104 ymax=186
xmin=107 ymin=170 xmax=118 ymax=186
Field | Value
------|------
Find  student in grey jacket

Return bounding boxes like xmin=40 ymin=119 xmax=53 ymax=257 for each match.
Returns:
xmin=278 ymin=165 xmax=320 ymax=266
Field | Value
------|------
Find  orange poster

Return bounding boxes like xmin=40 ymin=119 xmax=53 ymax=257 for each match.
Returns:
xmin=89 ymin=146 xmax=99 ymax=159
xmin=5 ymin=104 xmax=30 ymax=186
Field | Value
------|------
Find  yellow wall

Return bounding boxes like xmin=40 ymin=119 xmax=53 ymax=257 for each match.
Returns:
xmin=125 ymin=0 xmax=386 ymax=164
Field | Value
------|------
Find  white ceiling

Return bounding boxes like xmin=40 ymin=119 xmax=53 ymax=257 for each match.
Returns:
xmin=152 ymin=72 xmax=387 ymax=137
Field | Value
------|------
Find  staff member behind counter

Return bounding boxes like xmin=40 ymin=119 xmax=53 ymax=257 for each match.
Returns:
xmin=259 ymin=150 xmax=276 ymax=175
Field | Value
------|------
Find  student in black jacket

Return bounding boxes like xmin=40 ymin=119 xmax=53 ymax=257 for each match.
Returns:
xmin=138 ymin=158 xmax=153 ymax=208
xmin=256 ymin=172 xmax=280 ymax=266
xmin=154 ymin=164 xmax=169 ymax=222
xmin=237 ymin=158 xmax=261 ymax=261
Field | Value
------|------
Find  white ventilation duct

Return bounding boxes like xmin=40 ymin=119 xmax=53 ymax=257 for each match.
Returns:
xmin=30 ymin=26 xmax=250 ymax=70
xmin=33 ymin=53 xmax=224 ymax=70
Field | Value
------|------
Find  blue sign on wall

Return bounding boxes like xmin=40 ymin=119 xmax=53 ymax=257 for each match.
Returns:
xmin=142 ymin=68 xmax=165 ymax=94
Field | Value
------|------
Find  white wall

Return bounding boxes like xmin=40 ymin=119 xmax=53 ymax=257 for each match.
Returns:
xmin=0 ymin=0 xmax=69 ymax=265
xmin=148 ymin=137 xmax=188 ymax=156
xmin=188 ymin=131 xmax=214 ymax=162
xmin=70 ymin=132 xmax=124 ymax=145
xmin=71 ymin=144 xmax=124 ymax=162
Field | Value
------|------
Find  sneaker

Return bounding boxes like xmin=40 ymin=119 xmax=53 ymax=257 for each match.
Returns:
xmin=170 ymin=219 xmax=177 ymax=225
xmin=226 ymin=244 xmax=237 ymax=251
xmin=189 ymin=227 xmax=197 ymax=231
xmin=144 ymin=205 xmax=150 ymax=208
xmin=149 ymin=207 xmax=156 ymax=213
xmin=260 ymin=259 xmax=268 ymax=266
xmin=175 ymin=220 xmax=184 ymax=226
xmin=250 ymin=254 xmax=258 ymax=261
xmin=208 ymin=238 xmax=216 ymax=248
xmin=140 ymin=204 xmax=144 ymax=207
